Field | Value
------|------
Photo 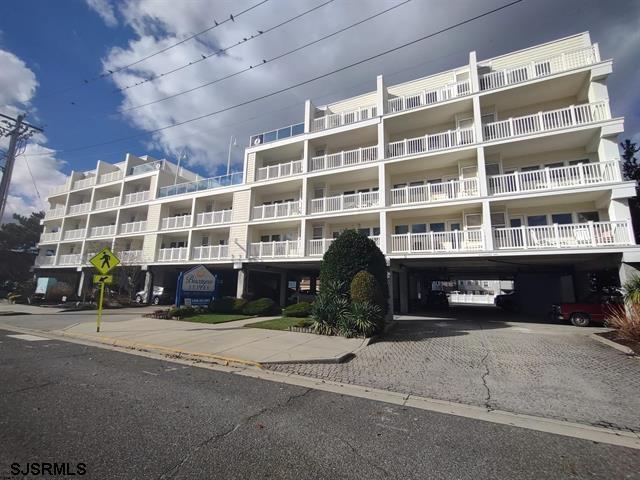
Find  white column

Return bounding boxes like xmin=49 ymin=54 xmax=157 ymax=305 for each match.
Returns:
xmin=378 ymin=163 xmax=387 ymax=207
xmin=236 ymin=268 xmax=246 ymax=299
xmin=302 ymin=139 xmax=309 ymax=173
xmin=379 ymin=210 xmax=388 ymax=254
xmin=376 ymin=74 xmax=386 ymax=116
xmin=481 ymin=200 xmax=494 ymax=251
xmin=300 ymin=220 xmax=307 ymax=257
xmin=472 ymin=95 xmax=483 ymax=144
xmin=476 ymin=146 xmax=488 ymax=197
xmin=143 ymin=270 xmax=153 ymax=303
xmin=468 ymin=50 xmax=479 ymax=93
xmin=377 ymin=119 xmax=386 ymax=163
xmin=386 ymin=263 xmax=394 ymax=320
xmin=301 ymin=178 xmax=308 ymax=215
xmin=76 ymin=269 xmax=86 ymax=298
xmin=304 ymin=99 xmax=313 ymax=134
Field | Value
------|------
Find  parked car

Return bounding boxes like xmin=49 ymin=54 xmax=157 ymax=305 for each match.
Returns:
xmin=495 ymin=291 xmax=519 ymax=312
xmin=135 ymin=286 xmax=174 ymax=305
xmin=550 ymin=292 xmax=623 ymax=327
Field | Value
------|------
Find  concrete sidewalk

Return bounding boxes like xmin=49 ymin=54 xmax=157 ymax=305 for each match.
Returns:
xmin=54 ymin=316 xmax=365 ymax=366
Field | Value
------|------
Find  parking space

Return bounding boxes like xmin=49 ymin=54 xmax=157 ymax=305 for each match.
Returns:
xmin=268 ymin=308 xmax=640 ymax=432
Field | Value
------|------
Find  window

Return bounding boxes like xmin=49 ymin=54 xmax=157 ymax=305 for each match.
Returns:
xmin=372 ymin=227 xmax=381 ymax=236
xmin=429 ymin=223 xmax=445 ymax=232
xmin=358 ymin=228 xmax=370 ymax=236
xmin=521 ymin=165 xmax=540 ymax=172
xmin=449 ymin=222 xmax=461 ymax=231
xmin=527 ymin=215 xmax=547 ymax=226
xmin=272 ymin=234 xmax=281 ymax=242
xmin=481 ymin=113 xmax=496 ymax=124
xmin=219 ymin=239 xmax=226 ymax=245
xmin=312 ymin=225 xmax=323 ymax=239
xmin=465 ymin=214 xmax=482 ymax=229
xmin=393 ymin=183 xmax=407 ymax=189
xmin=485 ymin=163 xmax=501 ymax=176
xmin=201 ymin=237 xmax=209 ymax=246
xmin=428 ymin=178 xmax=442 ymax=184
xmin=409 ymin=181 xmax=424 ymax=187
xmin=461 ymin=166 xmax=478 ymax=178
xmin=577 ymin=211 xmax=599 ymax=223
xmin=551 ymin=213 xmax=573 ymax=225
xmin=260 ymin=235 xmax=270 ymax=243
xmin=457 ymin=117 xmax=473 ymax=129
xmin=545 ymin=162 xmax=563 ymax=169
xmin=569 ymin=159 xmax=590 ymax=166
xmin=411 ymin=224 xmax=427 ymax=234
xmin=510 ymin=217 xmax=523 ymax=228
xmin=491 ymin=212 xmax=506 ymax=228
xmin=395 ymin=225 xmax=409 ymax=235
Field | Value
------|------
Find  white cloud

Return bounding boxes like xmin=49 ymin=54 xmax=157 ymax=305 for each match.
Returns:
xmin=86 ymin=0 xmax=118 ymax=27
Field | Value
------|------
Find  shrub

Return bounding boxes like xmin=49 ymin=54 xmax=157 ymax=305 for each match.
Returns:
xmin=311 ymin=281 xmax=350 ymax=335
xmin=606 ymin=303 xmax=640 ymax=343
xmin=242 ymin=297 xmax=279 ymax=316
xmin=209 ymin=296 xmax=247 ymax=314
xmin=348 ymin=301 xmax=383 ymax=337
xmin=350 ymin=270 xmax=385 ymax=309
xmin=169 ymin=306 xmax=196 ymax=319
xmin=320 ymin=230 xmax=388 ymax=311
xmin=294 ymin=318 xmax=313 ymax=328
xmin=623 ymin=275 xmax=640 ymax=305
xmin=283 ymin=302 xmax=312 ymax=318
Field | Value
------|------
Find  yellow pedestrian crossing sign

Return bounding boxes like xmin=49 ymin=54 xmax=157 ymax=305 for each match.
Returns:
xmin=90 ymin=247 xmax=120 ymax=274
xmin=93 ymin=274 xmax=113 ymax=284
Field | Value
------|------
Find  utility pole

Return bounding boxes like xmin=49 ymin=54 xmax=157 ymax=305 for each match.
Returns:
xmin=0 ymin=113 xmax=43 ymax=222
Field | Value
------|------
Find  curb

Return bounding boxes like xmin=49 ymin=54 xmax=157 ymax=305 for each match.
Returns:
xmin=590 ymin=332 xmax=636 ymax=356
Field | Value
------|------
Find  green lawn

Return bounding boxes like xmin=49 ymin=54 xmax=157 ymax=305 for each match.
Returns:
xmin=244 ymin=317 xmax=312 ymax=331
xmin=178 ymin=313 xmax=250 ymax=324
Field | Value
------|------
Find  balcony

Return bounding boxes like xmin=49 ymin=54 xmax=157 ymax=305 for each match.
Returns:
xmin=196 ymin=210 xmax=232 ymax=227
xmin=73 ymin=177 xmax=96 ymax=190
xmin=48 ymin=184 xmax=68 ymax=196
xmin=89 ymin=225 xmax=116 ymax=238
xmin=252 ymin=201 xmax=301 ymax=220
xmin=129 ymin=161 xmax=163 ymax=176
xmin=161 ymin=215 xmax=192 ymax=230
xmin=310 ymin=146 xmax=378 ymax=172
xmin=191 ymin=245 xmax=229 ymax=261
xmin=67 ymin=202 xmax=91 ymax=215
xmin=256 ymin=160 xmax=302 ymax=181
xmin=157 ymin=247 xmax=189 ymax=262
xmin=99 ymin=170 xmax=123 ymax=183
xmin=249 ymin=240 xmax=300 ymax=258
xmin=63 ymin=228 xmax=87 ymax=241
xmin=158 ymin=172 xmax=242 ymax=198
xmin=310 ymin=191 xmax=379 ymax=215
xmin=482 ymin=101 xmax=610 ymax=142
xmin=308 ymin=236 xmax=380 ymax=256
xmin=117 ymin=250 xmax=144 ymax=264
xmin=45 ymin=206 xmax=66 ymax=219
xmin=493 ymin=221 xmax=633 ymax=250
xmin=391 ymin=230 xmax=485 ymax=254
xmin=35 ymin=256 xmax=56 ymax=267
xmin=94 ymin=196 xmax=120 ymax=210
xmin=123 ymin=190 xmax=151 ymax=205
xmin=479 ymin=45 xmax=599 ymax=91
xmin=488 ymin=161 xmax=620 ymax=196
xmin=311 ymin=105 xmax=377 ymax=132
xmin=390 ymin=178 xmax=479 ymax=206
xmin=387 ymin=79 xmax=471 ymax=114
xmin=387 ymin=127 xmax=475 ymax=159
xmin=40 ymin=232 xmax=60 ymax=243
xmin=58 ymin=254 xmax=82 ymax=266
xmin=120 ymin=220 xmax=147 ymax=234
xmin=250 ymin=122 xmax=304 ymax=147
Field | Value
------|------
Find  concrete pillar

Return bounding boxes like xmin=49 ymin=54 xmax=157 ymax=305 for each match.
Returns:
xmin=302 ymin=140 xmax=309 ymax=173
xmin=236 ymin=268 xmax=247 ymax=299
xmin=378 ymin=163 xmax=387 ymax=207
xmin=376 ymin=74 xmax=387 ymax=116
xmin=468 ymin=50 xmax=479 ymax=93
xmin=399 ymin=267 xmax=409 ymax=314
xmin=76 ymin=269 xmax=86 ymax=298
xmin=476 ymin=146 xmax=488 ymax=197
xmin=377 ymin=120 xmax=386 ymax=164
xmin=481 ymin=200 xmax=494 ymax=251
xmin=472 ymin=96 xmax=483 ymax=145
xmin=279 ymin=272 xmax=288 ymax=307
xmin=304 ymin=100 xmax=313 ymax=134
xmin=379 ymin=211 xmax=388 ymax=255
xmin=300 ymin=220 xmax=307 ymax=257
xmin=143 ymin=269 xmax=153 ymax=303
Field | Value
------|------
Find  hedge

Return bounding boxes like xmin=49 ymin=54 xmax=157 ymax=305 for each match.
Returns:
xmin=350 ymin=270 xmax=384 ymax=309
xmin=242 ymin=297 xmax=279 ymax=316
xmin=209 ymin=296 xmax=247 ymax=314
xmin=283 ymin=301 xmax=312 ymax=318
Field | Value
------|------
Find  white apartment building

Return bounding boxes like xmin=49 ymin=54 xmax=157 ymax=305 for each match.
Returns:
xmin=35 ymin=32 xmax=640 ymax=314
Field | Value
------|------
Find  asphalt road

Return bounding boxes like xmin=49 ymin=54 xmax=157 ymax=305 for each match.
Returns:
xmin=1 ymin=329 xmax=639 ymax=480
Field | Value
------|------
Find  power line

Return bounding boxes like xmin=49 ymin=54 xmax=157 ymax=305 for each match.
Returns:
xmin=119 ymin=0 xmax=411 ymax=114
xmin=115 ymin=0 xmax=338 ymax=93
xmin=26 ymin=0 xmax=523 ymax=157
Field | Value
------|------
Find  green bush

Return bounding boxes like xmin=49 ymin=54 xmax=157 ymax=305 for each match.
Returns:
xmin=320 ymin=230 xmax=388 ymax=311
xmin=242 ymin=297 xmax=279 ymax=316
xmin=169 ymin=306 xmax=196 ymax=319
xmin=623 ymin=275 xmax=640 ymax=305
xmin=209 ymin=296 xmax=247 ymax=314
xmin=311 ymin=281 xmax=350 ymax=335
xmin=283 ymin=301 xmax=312 ymax=318
xmin=348 ymin=301 xmax=383 ymax=337
xmin=294 ymin=318 xmax=313 ymax=328
xmin=350 ymin=270 xmax=385 ymax=309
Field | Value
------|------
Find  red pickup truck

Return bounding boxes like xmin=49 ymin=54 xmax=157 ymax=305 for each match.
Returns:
xmin=550 ymin=292 xmax=623 ymax=327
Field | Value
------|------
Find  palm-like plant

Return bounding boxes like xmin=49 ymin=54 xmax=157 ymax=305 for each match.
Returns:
xmin=623 ymin=275 xmax=640 ymax=305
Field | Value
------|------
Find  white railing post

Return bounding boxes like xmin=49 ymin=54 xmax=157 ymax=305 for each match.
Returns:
xmin=578 ymin=163 xmax=586 ymax=184
xmin=627 ymin=220 xmax=635 ymax=245
xmin=508 ymin=118 xmax=514 ymax=137
xmin=569 ymin=104 xmax=576 ymax=125
xmin=588 ymin=221 xmax=597 ymax=246
xmin=521 ymin=225 xmax=528 ymax=249
xmin=553 ymin=223 xmax=560 ymax=247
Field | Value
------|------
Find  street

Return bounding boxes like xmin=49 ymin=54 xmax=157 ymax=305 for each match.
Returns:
xmin=1 ymin=328 xmax=639 ymax=479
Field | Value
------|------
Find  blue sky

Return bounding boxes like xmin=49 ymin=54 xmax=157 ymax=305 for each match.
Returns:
xmin=0 ymin=0 xmax=639 ymax=220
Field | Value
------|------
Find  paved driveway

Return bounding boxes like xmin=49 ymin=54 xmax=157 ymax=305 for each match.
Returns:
xmin=268 ymin=308 xmax=640 ymax=433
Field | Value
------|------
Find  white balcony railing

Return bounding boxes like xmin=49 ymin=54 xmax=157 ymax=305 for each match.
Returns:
xmin=89 ymin=225 xmax=116 ymax=238
xmin=479 ymin=45 xmax=599 ymax=91
xmin=63 ymin=228 xmax=87 ymax=241
xmin=45 ymin=206 xmax=66 ymax=219
xmin=390 ymin=178 xmax=479 ymax=206
xmin=129 ymin=161 xmax=163 ymax=176
xmin=252 ymin=200 xmax=301 ymax=220
xmin=488 ymin=161 xmax=620 ymax=196
xmin=391 ymin=230 xmax=485 ymax=254
xmin=58 ymin=254 xmax=82 ymax=266
xmin=116 ymin=250 xmax=144 ymax=264
xmin=310 ymin=191 xmax=379 ymax=214
xmin=40 ymin=232 xmax=61 ymax=243
xmin=35 ymin=256 xmax=56 ymax=266
xmin=483 ymin=102 xmax=610 ymax=142
xmin=120 ymin=220 xmax=147 ymax=234
xmin=123 ymin=190 xmax=151 ymax=205
xmin=449 ymin=293 xmax=497 ymax=305
xmin=493 ymin=221 xmax=633 ymax=250
xmin=387 ymin=79 xmax=471 ymax=114
xmin=310 ymin=146 xmax=378 ymax=172
xmin=387 ymin=127 xmax=475 ymax=159
xmin=48 ymin=184 xmax=69 ymax=196
xmin=73 ymin=177 xmax=96 ymax=190
xmin=94 ymin=196 xmax=120 ymax=210
xmin=249 ymin=240 xmax=300 ymax=258
xmin=311 ymin=105 xmax=377 ymax=132
xmin=191 ymin=245 xmax=229 ymax=261
xmin=67 ymin=202 xmax=91 ymax=215
xmin=256 ymin=160 xmax=302 ymax=181
xmin=99 ymin=170 xmax=123 ymax=184
xmin=158 ymin=172 xmax=243 ymax=198
xmin=196 ymin=210 xmax=232 ymax=226
xmin=308 ymin=235 xmax=380 ymax=256
xmin=161 ymin=215 xmax=192 ymax=230
xmin=157 ymin=247 xmax=189 ymax=262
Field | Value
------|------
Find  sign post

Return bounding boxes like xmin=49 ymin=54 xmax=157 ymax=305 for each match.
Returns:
xmin=89 ymin=247 xmax=120 ymax=332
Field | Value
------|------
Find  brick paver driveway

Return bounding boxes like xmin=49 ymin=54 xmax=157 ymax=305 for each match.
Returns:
xmin=268 ymin=308 xmax=640 ymax=433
